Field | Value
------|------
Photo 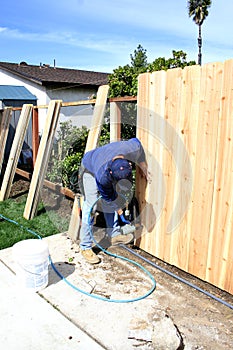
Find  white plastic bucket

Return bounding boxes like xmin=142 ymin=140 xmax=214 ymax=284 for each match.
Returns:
xmin=13 ymin=239 xmax=49 ymax=292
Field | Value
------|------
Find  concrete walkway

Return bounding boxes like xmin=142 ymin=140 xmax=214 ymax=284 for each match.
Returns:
xmin=0 ymin=259 xmax=104 ymax=350
xmin=1 ymin=233 xmax=233 ymax=350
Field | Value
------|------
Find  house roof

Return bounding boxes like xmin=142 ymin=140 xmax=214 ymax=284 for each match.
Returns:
xmin=0 ymin=62 xmax=109 ymax=87
xmin=0 ymin=85 xmax=37 ymax=101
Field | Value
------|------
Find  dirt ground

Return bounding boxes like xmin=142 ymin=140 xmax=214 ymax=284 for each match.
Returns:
xmin=6 ymin=179 xmax=233 ymax=349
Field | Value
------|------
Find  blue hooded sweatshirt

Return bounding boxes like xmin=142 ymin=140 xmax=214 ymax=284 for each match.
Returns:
xmin=82 ymin=138 xmax=146 ymax=203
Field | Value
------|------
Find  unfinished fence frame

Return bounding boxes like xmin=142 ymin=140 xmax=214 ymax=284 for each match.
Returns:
xmin=0 ymin=60 xmax=233 ymax=295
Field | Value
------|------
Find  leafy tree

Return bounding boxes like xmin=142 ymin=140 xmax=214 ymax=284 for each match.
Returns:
xmin=148 ymin=50 xmax=196 ymax=71
xmin=130 ymin=44 xmax=148 ymax=74
xmin=108 ymin=45 xmax=148 ymax=98
xmin=187 ymin=0 xmax=212 ymax=65
xmin=108 ymin=46 xmax=196 ymax=97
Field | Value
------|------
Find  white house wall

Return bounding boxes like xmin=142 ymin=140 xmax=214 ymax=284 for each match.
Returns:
xmin=0 ymin=69 xmax=47 ymax=134
xmin=0 ymin=69 xmax=100 ymax=133
xmin=47 ymin=87 xmax=98 ymax=129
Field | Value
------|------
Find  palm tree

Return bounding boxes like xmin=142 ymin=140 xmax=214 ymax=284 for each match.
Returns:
xmin=187 ymin=0 xmax=212 ymax=65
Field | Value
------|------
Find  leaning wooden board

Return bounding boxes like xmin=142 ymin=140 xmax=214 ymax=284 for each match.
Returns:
xmin=23 ymin=100 xmax=62 ymax=220
xmin=68 ymin=85 xmax=109 ymax=241
xmin=0 ymin=108 xmax=12 ymax=175
xmin=0 ymin=105 xmax=33 ymax=201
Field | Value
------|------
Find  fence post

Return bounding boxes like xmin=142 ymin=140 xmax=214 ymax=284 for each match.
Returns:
xmin=110 ymin=101 xmax=121 ymax=142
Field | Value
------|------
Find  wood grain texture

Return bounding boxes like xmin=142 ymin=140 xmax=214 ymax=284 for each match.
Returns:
xmin=136 ymin=61 xmax=233 ymax=294
xmin=0 ymin=108 xmax=12 ymax=175
xmin=24 ymin=100 xmax=62 ymax=219
xmin=0 ymin=105 xmax=32 ymax=201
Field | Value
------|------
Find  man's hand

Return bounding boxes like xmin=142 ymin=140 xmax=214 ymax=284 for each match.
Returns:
xmin=139 ymin=161 xmax=152 ymax=184
xmin=119 ymin=213 xmax=131 ymax=225
xmin=117 ymin=209 xmax=131 ymax=224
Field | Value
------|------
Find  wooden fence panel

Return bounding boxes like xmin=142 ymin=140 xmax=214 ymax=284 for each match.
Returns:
xmin=136 ymin=61 xmax=233 ymax=294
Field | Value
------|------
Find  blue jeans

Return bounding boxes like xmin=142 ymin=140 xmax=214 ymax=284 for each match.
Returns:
xmin=80 ymin=172 xmax=121 ymax=250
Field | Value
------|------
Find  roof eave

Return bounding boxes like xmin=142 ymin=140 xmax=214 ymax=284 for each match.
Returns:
xmin=0 ymin=65 xmax=43 ymax=85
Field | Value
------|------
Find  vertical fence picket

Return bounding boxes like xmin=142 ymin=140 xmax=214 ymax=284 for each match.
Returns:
xmin=207 ymin=60 xmax=233 ymax=293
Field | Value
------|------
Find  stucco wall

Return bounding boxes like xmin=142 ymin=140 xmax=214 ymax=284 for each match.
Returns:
xmin=0 ymin=69 xmax=99 ymax=133
xmin=47 ymin=87 xmax=97 ymax=129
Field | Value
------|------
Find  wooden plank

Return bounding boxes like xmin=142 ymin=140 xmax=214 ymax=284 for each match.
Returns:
xmin=109 ymin=96 xmax=137 ymax=102
xmin=23 ymin=100 xmax=62 ymax=219
xmin=15 ymin=167 xmax=75 ymax=199
xmin=67 ymin=195 xmax=82 ymax=241
xmin=68 ymin=85 xmax=109 ymax=241
xmin=0 ymin=108 xmax=12 ymax=174
xmin=136 ymin=72 xmax=151 ymax=250
xmin=169 ymin=64 xmax=201 ymax=270
xmin=0 ymin=105 xmax=33 ymax=201
xmin=136 ymin=71 xmax=167 ymax=254
xmin=85 ymin=85 xmax=109 ymax=153
xmin=62 ymin=99 xmax=96 ymax=107
xmin=188 ymin=62 xmax=223 ymax=280
xmin=32 ymin=108 xmax=39 ymax=166
xmin=158 ymin=68 xmax=183 ymax=262
xmin=110 ymin=101 xmax=121 ymax=142
xmin=15 ymin=168 xmax=32 ymax=180
xmin=207 ymin=60 xmax=233 ymax=292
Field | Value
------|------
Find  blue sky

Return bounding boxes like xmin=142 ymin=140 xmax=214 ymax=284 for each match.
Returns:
xmin=1 ymin=0 xmax=232 ymax=73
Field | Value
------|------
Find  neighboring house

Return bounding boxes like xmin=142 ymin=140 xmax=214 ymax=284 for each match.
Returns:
xmin=0 ymin=84 xmax=37 ymax=163
xmin=0 ymin=61 xmax=109 ymax=131
xmin=0 ymin=61 xmax=109 ymax=167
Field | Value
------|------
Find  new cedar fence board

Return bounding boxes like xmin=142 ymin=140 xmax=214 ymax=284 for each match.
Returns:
xmin=0 ymin=108 xmax=12 ymax=174
xmin=170 ymin=65 xmax=201 ymax=271
xmin=23 ymin=100 xmax=62 ymax=220
xmin=136 ymin=71 xmax=167 ymax=254
xmin=68 ymin=85 xmax=109 ymax=241
xmin=136 ymin=61 xmax=233 ymax=294
xmin=0 ymin=104 xmax=33 ymax=201
xmin=207 ymin=60 xmax=233 ymax=293
xmin=188 ymin=62 xmax=223 ymax=280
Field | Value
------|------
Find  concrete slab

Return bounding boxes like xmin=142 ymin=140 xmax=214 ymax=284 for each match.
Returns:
xmin=1 ymin=232 xmax=233 ymax=350
xmin=0 ymin=260 xmax=104 ymax=350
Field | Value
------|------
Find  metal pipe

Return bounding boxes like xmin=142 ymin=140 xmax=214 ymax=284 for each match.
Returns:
xmin=121 ymin=245 xmax=233 ymax=310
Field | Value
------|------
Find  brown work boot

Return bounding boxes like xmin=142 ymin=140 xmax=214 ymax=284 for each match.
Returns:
xmin=111 ymin=233 xmax=134 ymax=246
xmin=81 ymin=249 xmax=100 ymax=264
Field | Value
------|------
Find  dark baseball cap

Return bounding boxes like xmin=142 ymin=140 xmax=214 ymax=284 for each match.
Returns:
xmin=110 ymin=158 xmax=132 ymax=181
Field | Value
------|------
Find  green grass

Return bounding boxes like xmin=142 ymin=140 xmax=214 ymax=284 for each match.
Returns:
xmin=0 ymin=195 xmax=69 ymax=250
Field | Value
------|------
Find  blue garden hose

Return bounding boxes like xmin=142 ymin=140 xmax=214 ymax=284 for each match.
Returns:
xmin=1 ymin=212 xmax=233 ymax=310
xmin=0 ymin=211 xmax=156 ymax=303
